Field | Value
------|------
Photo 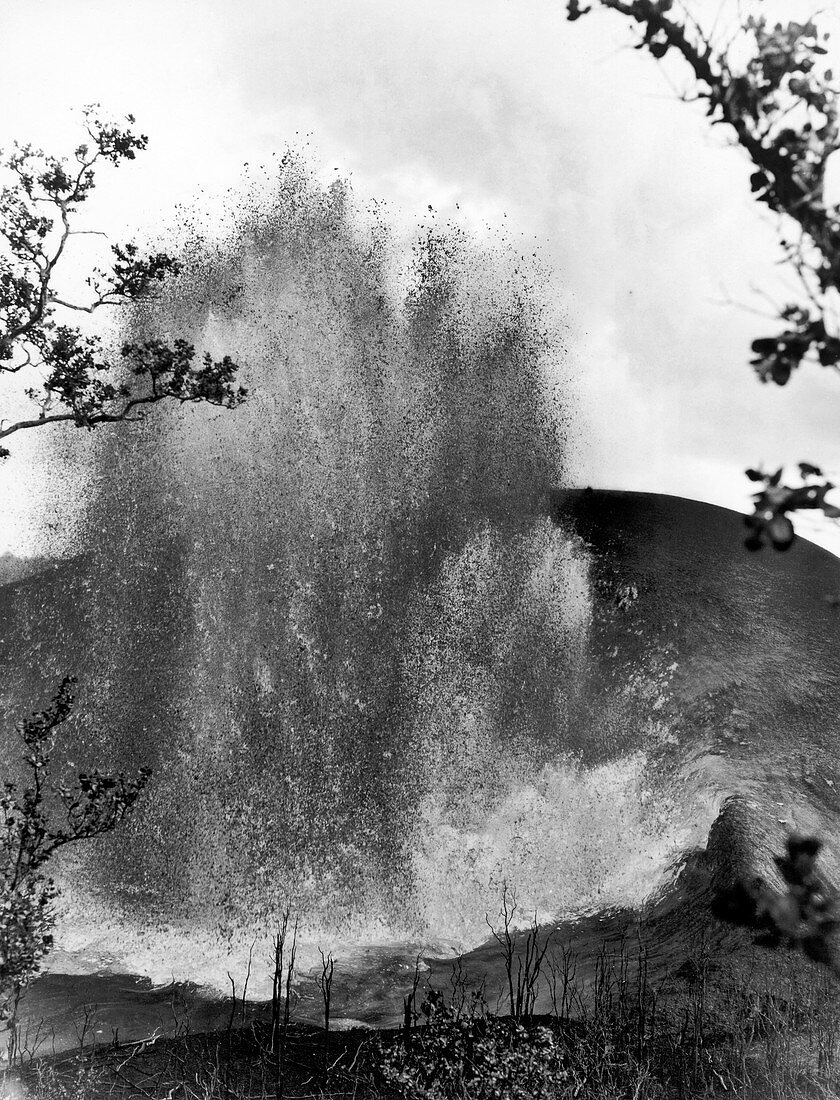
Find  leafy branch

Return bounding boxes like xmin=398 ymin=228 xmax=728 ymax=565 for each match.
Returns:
xmin=713 ymin=834 xmax=840 ymax=975
xmin=0 ymin=678 xmax=150 ymax=1025
xmin=743 ymin=462 xmax=840 ymax=550
xmin=566 ymin=1 xmax=840 ymax=380
xmin=0 ymin=105 xmax=246 ymax=456
xmin=567 ymin=2 xmax=840 ymax=547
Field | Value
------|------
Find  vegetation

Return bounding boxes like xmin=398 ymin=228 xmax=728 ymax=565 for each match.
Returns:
xmin=566 ymin=0 xmax=840 ymax=549
xmin=713 ymin=833 xmax=840 ymax=975
xmin=0 ymin=106 xmax=246 ymax=1061
xmin=10 ymin=925 xmax=840 ymax=1100
xmin=5 ymin=870 xmax=840 ymax=1098
xmin=0 ymin=681 xmax=149 ymax=1059
xmin=743 ymin=462 xmax=840 ymax=551
xmin=0 ymin=104 xmax=245 ymax=456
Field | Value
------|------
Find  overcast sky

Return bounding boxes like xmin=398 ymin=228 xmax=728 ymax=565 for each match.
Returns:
xmin=2 ymin=0 xmax=840 ymax=554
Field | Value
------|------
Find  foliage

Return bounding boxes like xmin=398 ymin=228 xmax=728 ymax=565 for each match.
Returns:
xmin=713 ymin=833 xmax=840 ymax=974
xmin=26 ymin=1057 xmax=105 ymax=1100
xmin=0 ymin=678 xmax=149 ymax=1033
xmin=566 ymin=2 xmax=839 ymax=385
xmin=566 ymin=1 xmax=840 ymax=547
xmin=0 ymin=104 xmax=246 ymax=457
xmin=376 ymin=992 xmax=569 ymax=1100
xmin=0 ymin=106 xmax=248 ymax=1053
xmin=6 ymin=927 xmax=840 ymax=1098
xmin=742 ymin=462 xmax=840 ymax=550
xmin=373 ymin=947 xmax=840 ymax=1100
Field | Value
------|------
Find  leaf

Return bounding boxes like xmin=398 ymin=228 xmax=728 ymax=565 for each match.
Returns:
xmin=768 ymin=513 xmax=795 ymax=550
xmin=799 ymin=462 xmax=823 ymax=478
xmin=750 ymin=170 xmax=767 ymax=193
xmin=751 ymin=337 xmax=779 ymax=354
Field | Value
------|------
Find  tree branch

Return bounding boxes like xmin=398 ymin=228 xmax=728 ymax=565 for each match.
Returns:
xmin=0 ymin=107 xmax=245 ymax=456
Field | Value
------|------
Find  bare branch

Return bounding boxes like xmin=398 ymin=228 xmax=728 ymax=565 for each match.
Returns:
xmin=47 ymin=296 xmax=130 ymax=314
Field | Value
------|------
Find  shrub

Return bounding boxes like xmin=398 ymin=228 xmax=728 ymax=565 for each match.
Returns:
xmin=376 ymin=991 xmax=572 ymax=1100
xmin=0 ymin=679 xmax=150 ymax=1050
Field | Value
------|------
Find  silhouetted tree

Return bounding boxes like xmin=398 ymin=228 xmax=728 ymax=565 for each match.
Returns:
xmin=0 ymin=679 xmax=149 ymax=1047
xmin=567 ymin=1 xmax=840 ymax=548
xmin=0 ymin=104 xmax=245 ymax=456
xmin=0 ymin=107 xmax=246 ymax=1051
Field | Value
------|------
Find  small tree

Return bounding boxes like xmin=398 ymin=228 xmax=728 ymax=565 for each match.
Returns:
xmin=0 ymin=103 xmax=245 ymax=455
xmin=567 ymin=1 xmax=840 ymax=548
xmin=0 ymin=678 xmax=150 ymax=1047
xmin=0 ymin=107 xmax=247 ymax=1052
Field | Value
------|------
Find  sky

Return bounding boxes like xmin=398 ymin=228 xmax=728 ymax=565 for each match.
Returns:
xmin=1 ymin=0 xmax=840 ymax=554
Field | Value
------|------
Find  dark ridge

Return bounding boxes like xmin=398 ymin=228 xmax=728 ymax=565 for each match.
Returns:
xmin=551 ymin=487 xmax=840 ymax=590
xmin=550 ymin=488 xmax=840 ymax=765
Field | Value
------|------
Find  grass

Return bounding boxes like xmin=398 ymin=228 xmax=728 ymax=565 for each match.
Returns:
xmin=9 ymin=926 xmax=840 ymax=1100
